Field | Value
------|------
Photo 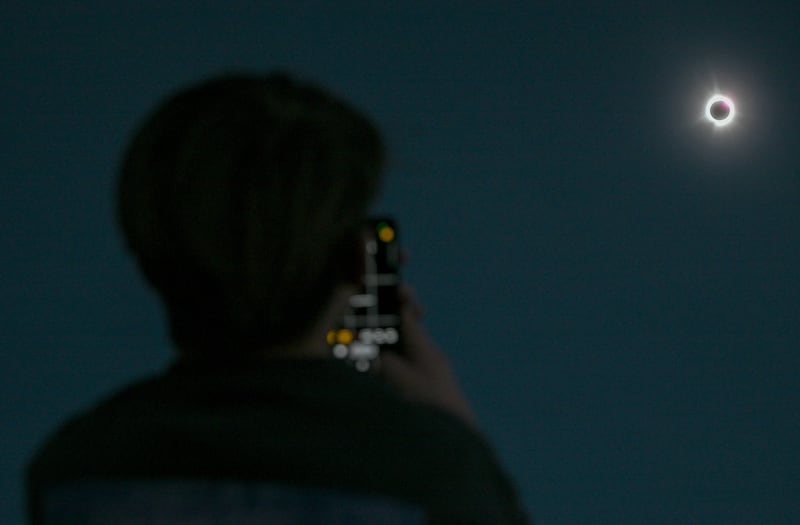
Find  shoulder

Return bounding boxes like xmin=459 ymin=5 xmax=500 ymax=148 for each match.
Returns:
xmin=28 ymin=361 xmax=527 ymax=523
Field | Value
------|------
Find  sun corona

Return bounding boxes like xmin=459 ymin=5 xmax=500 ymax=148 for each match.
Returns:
xmin=705 ymin=94 xmax=735 ymax=126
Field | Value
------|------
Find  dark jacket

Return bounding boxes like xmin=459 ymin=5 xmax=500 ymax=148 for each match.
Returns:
xmin=27 ymin=357 xmax=529 ymax=524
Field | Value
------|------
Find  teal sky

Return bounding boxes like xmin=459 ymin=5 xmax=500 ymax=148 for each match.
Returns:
xmin=3 ymin=2 xmax=799 ymax=524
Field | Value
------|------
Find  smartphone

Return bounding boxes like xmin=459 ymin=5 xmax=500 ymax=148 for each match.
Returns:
xmin=328 ymin=217 xmax=401 ymax=372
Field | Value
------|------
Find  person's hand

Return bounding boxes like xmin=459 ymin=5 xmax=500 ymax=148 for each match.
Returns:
xmin=380 ymin=285 xmax=478 ymax=428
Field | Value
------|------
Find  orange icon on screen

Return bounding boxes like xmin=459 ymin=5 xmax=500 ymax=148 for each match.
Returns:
xmin=377 ymin=224 xmax=395 ymax=243
xmin=336 ymin=329 xmax=354 ymax=345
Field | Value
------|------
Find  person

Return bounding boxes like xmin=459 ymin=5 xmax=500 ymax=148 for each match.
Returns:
xmin=26 ymin=72 xmax=530 ymax=524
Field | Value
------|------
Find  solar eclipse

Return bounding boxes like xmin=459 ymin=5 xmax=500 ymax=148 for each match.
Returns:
xmin=705 ymin=94 xmax=735 ymax=126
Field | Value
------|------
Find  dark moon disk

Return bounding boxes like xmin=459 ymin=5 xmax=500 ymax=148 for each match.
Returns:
xmin=709 ymin=100 xmax=730 ymax=121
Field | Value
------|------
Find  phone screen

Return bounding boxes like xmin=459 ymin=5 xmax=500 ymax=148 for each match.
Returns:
xmin=328 ymin=218 xmax=401 ymax=372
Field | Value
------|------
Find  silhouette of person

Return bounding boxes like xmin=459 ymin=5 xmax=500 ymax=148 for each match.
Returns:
xmin=27 ymin=72 xmax=529 ymax=524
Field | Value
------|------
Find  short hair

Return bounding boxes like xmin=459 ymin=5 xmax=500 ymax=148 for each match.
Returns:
xmin=117 ymin=72 xmax=384 ymax=358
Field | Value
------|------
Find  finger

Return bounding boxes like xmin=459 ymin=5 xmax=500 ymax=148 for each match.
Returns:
xmin=398 ymin=284 xmax=424 ymax=319
xmin=398 ymin=283 xmax=414 ymax=303
xmin=397 ymin=303 xmax=439 ymax=364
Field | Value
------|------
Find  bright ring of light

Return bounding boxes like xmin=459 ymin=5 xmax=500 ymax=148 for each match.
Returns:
xmin=705 ymin=94 xmax=735 ymax=127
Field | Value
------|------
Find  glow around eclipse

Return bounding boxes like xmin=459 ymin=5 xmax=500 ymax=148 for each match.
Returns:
xmin=705 ymin=94 xmax=735 ymax=126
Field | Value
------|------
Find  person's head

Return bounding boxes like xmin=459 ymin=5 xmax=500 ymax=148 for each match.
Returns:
xmin=117 ymin=72 xmax=384 ymax=359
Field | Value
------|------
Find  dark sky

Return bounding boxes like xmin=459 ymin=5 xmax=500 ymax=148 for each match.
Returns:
xmin=2 ymin=2 xmax=799 ymax=524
